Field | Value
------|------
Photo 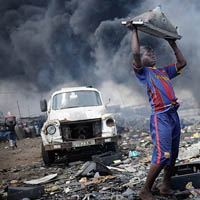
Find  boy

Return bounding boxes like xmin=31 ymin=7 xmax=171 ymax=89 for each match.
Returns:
xmin=126 ymin=22 xmax=187 ymax=200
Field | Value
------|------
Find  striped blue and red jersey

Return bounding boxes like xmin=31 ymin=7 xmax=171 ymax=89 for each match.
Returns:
xmin=133 ymin=63 xmax=181 ymax=114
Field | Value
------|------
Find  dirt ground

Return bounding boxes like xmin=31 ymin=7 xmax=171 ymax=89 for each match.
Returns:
xmin=0 ymin=137 xmax=43 ymax=186
xmin=0 ymin=137 xmax=42 ymax=170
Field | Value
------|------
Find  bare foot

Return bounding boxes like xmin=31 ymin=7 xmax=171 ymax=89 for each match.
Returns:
xmin=139 ymin=188 xmax=153 ymax=200
xmin=159 ymin=185 xmax=174 ymax=195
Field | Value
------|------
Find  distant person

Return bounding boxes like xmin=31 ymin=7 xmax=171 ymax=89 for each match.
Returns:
xmin=126 ymin=23 xmax=186 ymax=200
xmin=38 ymin=120 xmax=43 ymax=134
xmin=24 ymin=123 xmax=31 ymax=138
xmin=34 ymin=122 xmax=39 ymax=136
xmin=5 ymin=112 xmax=17 ymax=149
xmin=29 ymin=123 xmax=36 ymax=137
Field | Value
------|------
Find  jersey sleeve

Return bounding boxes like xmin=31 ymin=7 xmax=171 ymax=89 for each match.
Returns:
xmin=161 ymin=63 xmax=182 ymax=80
xmin=132 ymin=60 xmax=146 ymax=84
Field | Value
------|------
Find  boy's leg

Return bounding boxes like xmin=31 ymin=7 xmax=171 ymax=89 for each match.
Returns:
xmin=13 ymin=134 xmax=17 ymax=148
xmin=160 ymin=111 xmax=181 ymax=194
xmin=139 ymin=163 xmax=164 ymax=200
xmin=160 ymin=158 xmax=176 ymax=194
xmin=7 ymin=131 xmax=14 ymax=149
xmin=139 ymin=113 xmax=168 ymax=200
xmin=140 ymin=113 xmax=173 ymax=199
xmin=7 ymin=131 xmax=10 ymax=141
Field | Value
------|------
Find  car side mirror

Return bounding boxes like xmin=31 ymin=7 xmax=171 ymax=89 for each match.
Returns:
xmin=40 ymin=99 xmax=47 ymax=112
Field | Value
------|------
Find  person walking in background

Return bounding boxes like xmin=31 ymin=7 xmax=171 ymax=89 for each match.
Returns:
xmin=5 ymin=112 xmax=17 ymax=149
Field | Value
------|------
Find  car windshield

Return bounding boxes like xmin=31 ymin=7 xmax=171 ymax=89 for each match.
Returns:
xmin=52 ymin=91 xmax=102 ymax=110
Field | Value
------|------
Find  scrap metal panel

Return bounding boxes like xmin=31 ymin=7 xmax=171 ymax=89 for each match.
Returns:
xmin=122 ymin=6 xmax=182 ymax=40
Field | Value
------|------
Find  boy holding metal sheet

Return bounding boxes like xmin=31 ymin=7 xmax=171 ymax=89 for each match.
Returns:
xmin=126 ymin=22 xmax=186 ymax=200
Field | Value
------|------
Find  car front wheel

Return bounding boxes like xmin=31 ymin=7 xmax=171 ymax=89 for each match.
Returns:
xmin=41 ymin=143 xmax=55 ymax=166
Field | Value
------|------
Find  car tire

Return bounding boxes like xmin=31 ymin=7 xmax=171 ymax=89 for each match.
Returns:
xmin=41 ymin=143 xmax=55 ymax=166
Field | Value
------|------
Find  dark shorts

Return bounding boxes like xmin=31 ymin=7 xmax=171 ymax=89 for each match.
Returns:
xmin=150 ymin=110 xmax=181 ymax=165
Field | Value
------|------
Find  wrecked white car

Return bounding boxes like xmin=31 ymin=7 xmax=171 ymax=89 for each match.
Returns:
xmin=40 ymin=87 xmax=119 ymax=165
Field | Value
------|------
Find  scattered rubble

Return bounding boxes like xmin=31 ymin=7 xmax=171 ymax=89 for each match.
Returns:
xmin=1 ymin=120 xmax=200 ymax=199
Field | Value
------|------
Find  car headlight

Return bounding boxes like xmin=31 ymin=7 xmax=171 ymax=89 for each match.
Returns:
xmin=46 ymin=125 xmax=56 ymax=135
xmin=106 ymin=118 xmax=114 ymax=127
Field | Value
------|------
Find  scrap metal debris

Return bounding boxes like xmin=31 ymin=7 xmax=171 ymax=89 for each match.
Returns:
xmin=1 ymin=118 xmax=200 ymax=199
xmin=122 ymin=6 xmax=182 ymax=40
xmin=24 ymin=173 xmax=58 ymax=185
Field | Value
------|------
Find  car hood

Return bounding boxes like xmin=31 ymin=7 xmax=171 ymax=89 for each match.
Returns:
xmin=49 ymin=106 xmax=107 ymax=121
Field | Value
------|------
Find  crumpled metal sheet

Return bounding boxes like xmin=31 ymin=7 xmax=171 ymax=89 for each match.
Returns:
xmin=122 ymin=6 xmax=182 ymax=39
xmin=75 ymin=161 xmax=112 ymax=177
xmin=24 ymin=173 xmax=57 ymax=185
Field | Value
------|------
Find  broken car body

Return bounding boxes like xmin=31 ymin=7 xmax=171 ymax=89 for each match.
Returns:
xmin=40 ymin=87 xmax=119 ymax=165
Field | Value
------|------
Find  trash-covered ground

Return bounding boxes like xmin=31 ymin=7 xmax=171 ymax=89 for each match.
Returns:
xmin=1 ymin=130 xmax=200 ymax=199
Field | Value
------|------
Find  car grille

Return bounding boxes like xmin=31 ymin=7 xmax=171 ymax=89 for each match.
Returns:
xmin=60 ymin=119 xmax=102 ymax=140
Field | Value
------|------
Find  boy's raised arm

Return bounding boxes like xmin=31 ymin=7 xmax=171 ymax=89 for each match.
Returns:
xmin=167 ymin=39 xmax=187 ymax=71
xmin=126 ymin=22 xmax=142 ymax=69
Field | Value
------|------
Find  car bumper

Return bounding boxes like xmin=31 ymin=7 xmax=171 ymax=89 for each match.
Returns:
xmin=44 ymin=135 xmax=119 ymax=151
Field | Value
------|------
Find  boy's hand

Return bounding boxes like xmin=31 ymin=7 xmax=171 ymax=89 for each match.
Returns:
xmin=126 ymin=21 xmax=137 ymax=31
xmin=165 ymin=38 xmax=176 ymax=46
xmin=166 ymin=38 xmax=187 ymax=71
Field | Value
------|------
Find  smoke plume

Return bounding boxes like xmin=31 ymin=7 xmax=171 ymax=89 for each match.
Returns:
xmin=0 ymin=0 xmax=199 ymax=116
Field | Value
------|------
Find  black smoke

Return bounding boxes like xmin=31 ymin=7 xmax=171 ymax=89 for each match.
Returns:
xmin=0 ymin=0 xmax=200 ymax=106
xmin=0 ymin=0 xmax=141 ymax=91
